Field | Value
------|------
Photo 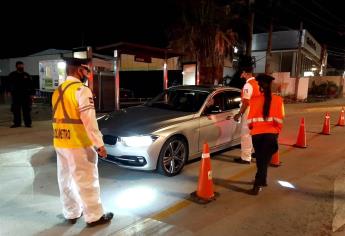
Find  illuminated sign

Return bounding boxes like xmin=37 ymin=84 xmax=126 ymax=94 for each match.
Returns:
xmin=306 ymin=37 xmax=317 ymax=51
xmin=134 ymin=55 xmax=152 ymax=63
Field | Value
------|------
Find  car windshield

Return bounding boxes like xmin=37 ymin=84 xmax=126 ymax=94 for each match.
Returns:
xmin=145 ymin=89 xmax=210 ymax=112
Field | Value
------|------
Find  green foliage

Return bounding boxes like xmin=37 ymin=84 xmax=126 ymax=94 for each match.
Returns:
xmin=309 ymin=81 xmax=340 ymax=98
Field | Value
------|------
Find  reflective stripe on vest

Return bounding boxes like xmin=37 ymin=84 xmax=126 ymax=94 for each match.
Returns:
xmin=247 ymin=94 xmax=284 ymax=135
xmin=247 ymin=117 xmax=283 ymax=125
xmin=52 ymin=81 xmax=92 ymax=148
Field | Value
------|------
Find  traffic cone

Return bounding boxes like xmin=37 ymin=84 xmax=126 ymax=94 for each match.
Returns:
xmin=336 ymin=107 xmax=345 ymax=126
xmin=270 ymin=150 xmax=281 ymax=167
xmin=190 ymin=142 xmax=218 ymax=204
xmin=294 ymin=117 xmax=307 ymax=148
xmin=320 ymin=112 xmax=331 ymax=135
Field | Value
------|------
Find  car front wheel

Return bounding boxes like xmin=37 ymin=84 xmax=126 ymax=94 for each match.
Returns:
xmin=157 ymin=136 xmax=188 ymax=176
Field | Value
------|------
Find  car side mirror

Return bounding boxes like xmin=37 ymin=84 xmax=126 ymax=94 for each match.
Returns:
xmin=205 ymin=105 xmax=222 ymax=115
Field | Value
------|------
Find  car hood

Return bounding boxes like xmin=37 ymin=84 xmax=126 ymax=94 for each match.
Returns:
xmin=98 ymin=106 xmax=195 ymax=136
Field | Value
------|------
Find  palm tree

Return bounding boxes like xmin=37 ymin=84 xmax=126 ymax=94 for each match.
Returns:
xmin=168 ymin=0 xmax=243 ymax=85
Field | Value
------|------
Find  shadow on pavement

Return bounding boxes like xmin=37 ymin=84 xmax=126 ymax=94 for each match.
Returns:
xmin=213 ymin=177 xmax=251 ymax=194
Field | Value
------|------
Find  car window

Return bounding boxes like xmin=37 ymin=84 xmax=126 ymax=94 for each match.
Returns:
xmin=145 ymin=89 xmax=210 ymax=112
xmin=204 ymin=92 xmax=224 ymax=114
xmin=224 ymin=91 xmax=241 ymax=110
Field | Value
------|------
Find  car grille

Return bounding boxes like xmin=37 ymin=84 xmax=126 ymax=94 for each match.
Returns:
xmin=103 ymin=135 xmax=117 ymax=145
xmin=103 ymin=155 xmax=147 ymax=167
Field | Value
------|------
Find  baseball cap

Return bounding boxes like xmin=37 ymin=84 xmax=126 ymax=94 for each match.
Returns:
xmin=256 ymin=73 xmax=275 ymax=82
xmin=64 ymin=57 xmax=91 ymax=71
xmin=238 ymin=55 xmax=255 ymax=73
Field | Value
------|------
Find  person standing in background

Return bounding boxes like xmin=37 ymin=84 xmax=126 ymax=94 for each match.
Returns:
xmin=8 ymin=61 xmax=34 ymax=128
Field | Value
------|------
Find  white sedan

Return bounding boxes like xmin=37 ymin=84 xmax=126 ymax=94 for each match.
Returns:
xmin=98 ymin=85 xmax=242 ymax=176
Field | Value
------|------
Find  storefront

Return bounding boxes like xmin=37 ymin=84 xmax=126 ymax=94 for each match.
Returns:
xmin=251 ymin=30 xmax=327 ymax=77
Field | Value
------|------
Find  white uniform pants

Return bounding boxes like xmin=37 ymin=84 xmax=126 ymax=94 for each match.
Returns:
xmin=55 ymin=146 xmax=104 ymax=223
xmin=240 ymin=110 xmax=253 ymax=161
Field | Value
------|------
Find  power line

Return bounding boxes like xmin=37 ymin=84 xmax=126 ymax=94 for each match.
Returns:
xmin=312 ymin=0 xmax=345 ymax=25
xmin=328 ymin=46 xmax=345 ymax=52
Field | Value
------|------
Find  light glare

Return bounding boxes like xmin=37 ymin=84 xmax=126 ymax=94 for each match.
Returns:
xmin=278 ymin=180 xmax=295 ymax=189
xmin=121 ymin=136 xmax=153 ymax=147
xmin=303 ymin=71 xmax=314 ymax=76
xmin=233 ymin=46 xmax=238 ymax=53
xmin=57 ymin=61 xmax=66 ymax=70
xmin=115 ymin=186 xmax=157 ymax=209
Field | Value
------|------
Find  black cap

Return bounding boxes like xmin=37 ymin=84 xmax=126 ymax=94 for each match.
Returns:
xmin=64 ymin=57 xmax=90 ymax=67
xmin=16 ymin=61 xmax=24 ymax=66
xmin=256 ymin=73 xmax=275 ymax=82
xmin=238 ymin=55 xmax=255 ymax=73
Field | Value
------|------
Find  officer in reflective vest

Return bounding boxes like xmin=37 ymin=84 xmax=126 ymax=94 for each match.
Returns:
xmin=52 ymin=58 xmax=113 ymax=227
xmin=234 ymin=65 xmax=261 ymax=164
xmin=247 ymin=74 xmax=284 ymax=195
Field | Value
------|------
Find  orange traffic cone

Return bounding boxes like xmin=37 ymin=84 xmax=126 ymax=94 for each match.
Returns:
xmin=320 ymin=112 xmax=331 ymax=135
xmin=294 ymin=117 xmax=307 ymax=148
xmin=270 ymin=150 xmax=281 ymax=167
xmin=190 ymin=142 xmax=218 ymax=204
xmin=336 ymin=107 xmax=345 ymax=126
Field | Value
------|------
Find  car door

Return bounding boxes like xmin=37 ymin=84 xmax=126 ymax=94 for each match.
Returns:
xmin=223 ymin=90 xmax=242 ymax=142
xmin=198 ymin=91 xmax=233 ymax=151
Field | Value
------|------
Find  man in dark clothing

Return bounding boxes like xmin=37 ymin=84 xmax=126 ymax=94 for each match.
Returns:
xmin=8 ymin=61 xmax=34 ymax=128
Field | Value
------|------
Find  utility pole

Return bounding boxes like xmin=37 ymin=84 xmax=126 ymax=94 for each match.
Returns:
xmin=295 ymin=21 xmax=303 ymax=100
xmin=265 ymin=18 xmax=273 ymax=74
xmin=113 ymin=50 xmax=120 ymax=111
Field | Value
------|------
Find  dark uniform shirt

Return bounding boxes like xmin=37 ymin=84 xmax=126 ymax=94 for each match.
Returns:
xmin=8 ymin=71 xmax=34 ymax=97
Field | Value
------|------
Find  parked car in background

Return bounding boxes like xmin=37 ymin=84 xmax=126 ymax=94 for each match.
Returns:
xmin=97 ymin=85 xmax=242 ymax=176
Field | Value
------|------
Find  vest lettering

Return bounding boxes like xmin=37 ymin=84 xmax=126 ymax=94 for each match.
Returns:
xmin=54 ymin=128 xmax=71 ymax=139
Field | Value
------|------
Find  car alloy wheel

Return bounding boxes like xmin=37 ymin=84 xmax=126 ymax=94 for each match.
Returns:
xmin=158 ymin=136 xmax=188 ymax=176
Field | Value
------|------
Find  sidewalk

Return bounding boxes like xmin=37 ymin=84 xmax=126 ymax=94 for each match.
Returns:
xmin=285 ymin=97 xmax=345 ymax=114
xmin=0 ymin=102 xmax=52 ymax=127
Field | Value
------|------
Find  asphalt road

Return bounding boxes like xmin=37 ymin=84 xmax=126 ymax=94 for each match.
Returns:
xmin=1 ymin=98 xmax=345 ymax=236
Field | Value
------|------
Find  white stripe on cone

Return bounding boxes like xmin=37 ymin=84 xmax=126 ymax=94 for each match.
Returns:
xmin=202 ymin=153 xmax=210 ymax=159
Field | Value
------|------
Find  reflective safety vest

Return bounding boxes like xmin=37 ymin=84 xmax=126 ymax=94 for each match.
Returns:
xmin=52 ymin=80 xmax=92 ymax=148
xmin=241 ymin=78 xmax=261 ymax=100
xmin=247 ymin=94 xmax=284 ymax=135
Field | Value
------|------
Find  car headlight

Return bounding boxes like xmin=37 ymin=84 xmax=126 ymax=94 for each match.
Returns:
xmin=118 ymin=135 xmax=158 ymax=147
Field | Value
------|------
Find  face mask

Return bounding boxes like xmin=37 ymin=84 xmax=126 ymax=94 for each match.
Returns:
xmin=81 ymin=76 xmax=88 ymax=83
xmin=78 ymin=67 xmax=89 ymax=83
xmin=17 ymin=68 xmax=24 ymax=72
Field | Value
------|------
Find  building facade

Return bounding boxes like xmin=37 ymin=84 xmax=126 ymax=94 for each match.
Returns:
xmin=251 ymin=30 xmax=327 ymax=77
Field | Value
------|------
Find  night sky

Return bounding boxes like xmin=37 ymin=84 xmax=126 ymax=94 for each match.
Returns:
xmin=1 ymin=0 xmax=344 ymax=69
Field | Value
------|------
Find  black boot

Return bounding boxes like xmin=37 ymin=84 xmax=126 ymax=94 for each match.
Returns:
xmin=87 ymin=212 xmax=114 ymax=227
xmin=250 ymin=185 xmax=262 ymax=195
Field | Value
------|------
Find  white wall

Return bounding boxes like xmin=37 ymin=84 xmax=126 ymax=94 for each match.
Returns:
xmin=271 ymin=72 xmax=296 ymax=96
xmin=271 ymin=72 xmax=309 ymax=100
xmin=0 ymin=59 xmax=11 ymax=76
xmin=120 ymin=54 xmax=179 ymax=71
xmin=297 ymin=77 xmax=309 ymax=100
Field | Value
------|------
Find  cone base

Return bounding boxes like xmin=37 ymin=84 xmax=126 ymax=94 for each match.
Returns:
xmin=336 ymin=124 xmax=345 ymax=127
xmin=190 ymin=191 xmax=219 ymax=204
xmin=319 ymin=132 xmax=331 ymax=135
xmin=293 ymin=144 xmax=307 ymax=148
xmin=270 ymin=162 xmax=282 ymax=168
